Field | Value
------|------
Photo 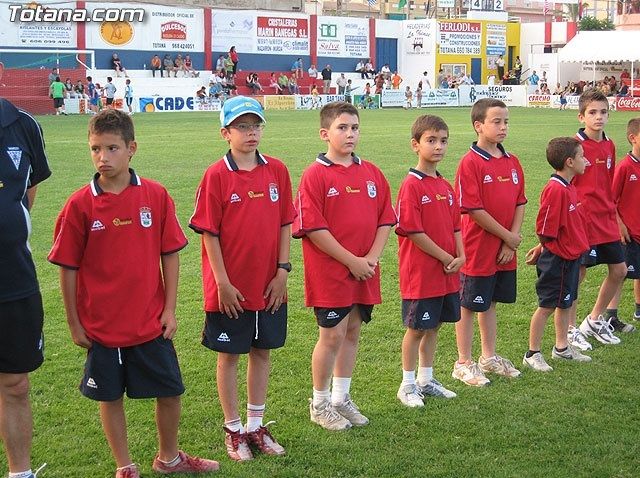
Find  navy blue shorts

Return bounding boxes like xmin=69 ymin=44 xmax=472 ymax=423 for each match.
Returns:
xmin=624 ymin=239 xmax=640 ymax=279
xmin=581 ymin=240 xmax=625 ymax=267
xmin=460 ymin=271 xmax=517 ymax=312
xmin=314 ymin=304 xmax=373 ymax=328
xmin=536 ymin=249 xmax=581 ymax=309
xmin=80 ymin=335 xmax=184 ymax=401
xmin=402 ymin=293 xmax=460 ymax=330
xmin=203 ymin=305 xmax=287 ymax=354
xmin=0 ymin=293 xmax=44 ymax=374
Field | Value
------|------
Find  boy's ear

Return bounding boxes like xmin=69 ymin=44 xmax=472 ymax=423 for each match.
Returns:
xmin=319 ymin=127 xmax=329 ymax=142
xmin=410 ymin=138 xmax=420 ymax=154
xmin=127 ymin=140 xmax=137 ymax=158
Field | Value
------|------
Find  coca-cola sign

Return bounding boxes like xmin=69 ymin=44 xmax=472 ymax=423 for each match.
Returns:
xmin=616 ymin=97 xmax=640 ymax=111
xmin=161 ymin=22 xmax=187 ymax=40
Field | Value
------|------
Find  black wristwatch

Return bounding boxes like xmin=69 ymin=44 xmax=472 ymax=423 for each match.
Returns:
xmin=277 ymin=262 xmax=292 ymax=272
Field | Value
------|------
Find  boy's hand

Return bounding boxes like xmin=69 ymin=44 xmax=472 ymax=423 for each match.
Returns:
xmin=504 ymin=231 xmax=522 ymax=251
xmin=264 ymin=269 xmax=288 ymax=313
xmin=497 ymin=243 xmax=515 ymax=265
xmin=619 ymin=222 xmax=631 ymax=245
xmin=525 ymin=244 xmax=543 ymax=265
xmin=218 ymin=282 xmax=245 ymax=319
xmin=160 ymin=310 xmax=177 ymax=340
xmin=445 ymin=256 xmax=465 ymax=274
xmin=69 ymin=323 xmax=92 ymax=349
xmin=348 ymin=256 xmax=376 ymax=281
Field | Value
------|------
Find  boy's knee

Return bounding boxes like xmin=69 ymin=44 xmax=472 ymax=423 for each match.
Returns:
xmin=217 ymin=352 xmax=240 ymax=366
xmin=0 ymin=373 xmax=30 ymax=400
xmin=611 ymin=262 xmax=628 ymax=281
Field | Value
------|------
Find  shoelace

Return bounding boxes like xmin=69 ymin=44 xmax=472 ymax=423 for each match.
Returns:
xmin=342 ymin=398 xmax=361 ymax=413
xmin=595 ymin=318 xmax=616 ymax=338
xmin=571 ymin=328 xmax=589 ymax=345
xmin=498 ymin=357 xmax=516 ymax=370
xmin=34 ymin=464 xmax=47 ymax=477
xmin=469 ymin=362 xmax=484 ymax=377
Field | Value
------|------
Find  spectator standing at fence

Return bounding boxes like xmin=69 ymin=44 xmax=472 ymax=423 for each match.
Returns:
xmin=381 ymin=64 xmax=391 ymax=81
xmin=529 ymin=70 xmax=540 ymax=88
xmin=48 ymin=67 xmax=59 ymax=85
xmin=150 ymin=54 xmax=162 ymax=78
xmin=421 ymin=71 xmax=432 ymax=90
xmin=216 ymin=54 xmax=225 ymax=73
xmin=415 ymin=82 xmax=423 ymax=108
xmin=104 ymin=77 xmax=116 ymax=109
xmin=124 ymin=79 xmax=134 ymax=115
xmin=392 ymin=71 xmax=403 ymax=90
xmin=374 ymin=73 xmax=384 ymax=95
xmin=50 ymin=76 xmax=67 ymax=115
xmin=336 ymin=74 xmax=347 ymax=95
xmin=496 ymin=55 xmax=505 ymax=83
xmin=229 ymin=46 xmax=239 ymax=76
xmin=111 ymin=53 xmax=128 ymax=78
xmin=321 ymin=65 xmax=332 ymax=94
xmin=514 ymin=57 xmax=522 ymax=83
xmin=308 ymin=64 xmax=318 ymax=79
xmin=224 ymin=55 xmax=235 ymax=80
xmin=291 ymin=58 xmax=303 ymax=78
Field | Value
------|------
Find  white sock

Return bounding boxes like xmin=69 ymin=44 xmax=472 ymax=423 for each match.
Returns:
xmin=312 ymin=388 xmax=331 ymax=408
xmin=401 ymin=369 xmax=415 ymax=387
xmin=9 ymin=471 xmax=33 ymax=478
xmin=417 ymin=367 xmax=433 ymax=385
xmin=224 ymin=417 xmax=244 ymax=433
xmin=246 ymin=403 xmax=265 ymax=432
xmin=331 ymin=376 xmax=351 ymax=405
xmin=158 ymin=454 xmax=182 ymax=467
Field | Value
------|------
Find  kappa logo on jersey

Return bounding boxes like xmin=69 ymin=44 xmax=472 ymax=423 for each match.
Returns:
xmin=86 ymin=377 xmax=98 ymax=389
xmin=327 ymin=187 xmax=339 ymax=197
xmin=511 ymin=169 xmax=519 ymax=185
xmin=473 ymin=296 xmax=484 ymax=304
xmin=217 ymin=332 xmax=230 ymax=342
xmin=421 ymin=195 xmax=431 ymax=204
xmin=569 ymin=203 xmax=576 ymax=212
xmin=483 ymin=175 xmax=493 ymax=184
xmin=269 ymin=183 xmax=279 ymax=202
xmin=421 ymin=311 xmax=430 ymax=321
xmin=630 ymin=174 xmax=638 ymax=181
xmin=91 ymin=220 xmax=105 ymax=231
xmin=326 ymin=311 xmax=340 ymax=319
xmin=6 ymin=147 xmax=22 ymax=170
xmin=139 ymin=207 xmax=152 ymax=228
xmin=230 ymin=193 xmax=241 ymax=203
xmin=628 ymin=265 xmax=636 ymax=272
xmin=367 ymin=181 xmax=377 ymax=198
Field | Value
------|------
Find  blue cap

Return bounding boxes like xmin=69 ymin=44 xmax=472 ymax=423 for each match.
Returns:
xmin=220 ymin=96 xmax=266 ymax=127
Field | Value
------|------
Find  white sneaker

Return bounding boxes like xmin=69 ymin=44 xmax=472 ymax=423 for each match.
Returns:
xmin=568 ymin=325 xmax=593 ymax=351
xmin=452 ymin=361 xmax=490 ymax=387
xmin=417 ymin=378 xmax=457 ymax=398
xmin=333 ymin=394 xmax=369 ymax=426
xmin=579 ymin=315 xmax=621 ymax=345
xmin=309 ymin=399 xmax=351 ymax=431
xmin=552 ymin=345 xmax=592 ymax=362
xmin=522 ymin=352 xmax=553 ymax=372
xmin=478 ymin=355 xmax=522 ymax=378
xmin=397 ymin=384 xmax=424 ymax=408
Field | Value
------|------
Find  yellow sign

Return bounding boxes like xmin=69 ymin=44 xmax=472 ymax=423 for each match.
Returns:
xmin=100 ymin=21 xmax=134 ymax=46
xmin=264 ymin=95 xmax=295 ymax=110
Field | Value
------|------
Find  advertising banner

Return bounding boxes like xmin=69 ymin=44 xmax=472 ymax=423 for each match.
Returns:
xmin=0 ymin=1 xmax=77 ymax=47
xmin=138 ymin=96 xmax=220 ymax=112
xmin=256 ymin=15 xmax=309 ymax=55
xmin=316 ymin=16 xmax=369 ymax=58
xmin=527 ymin=94 xmax=552 ymax=108
xmin=382 ymin=88 xmax=459 ymax=107
xmin=212 ymin=9 xmax=255 ymax=53
xmin=486 ymin=23 xmax=506 ymax=56
xmin=295 ymin=94 xmax=345 ymax=110
xmin=438 ymin=21 xmax=481 ymax=56
xmin=458 ymin=85 xmax=527 ymax=107
xmin=264 ymin=95 xmax=296 ymax=110
xmin=353 ymin=94 xmax=380 ymax=108
xmin=616 ymin=96 xmax=640 ymax=111
xmin=399 ymin=19 xmax=437 ymax=91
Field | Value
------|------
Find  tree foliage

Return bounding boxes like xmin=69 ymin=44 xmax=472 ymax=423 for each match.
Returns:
xmin=579 ymin=15 xmax=616 ymax=30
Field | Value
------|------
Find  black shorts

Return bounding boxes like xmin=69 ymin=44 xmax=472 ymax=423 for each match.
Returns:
xmin=125 ymin=97 xmax=133 ymax=106
xmin=0 ymin=293 xmax=44 ymax=373
xmin=80 ymin=335 xmax=184 ymax=401
xmin=624 ymin=239 xmax=640 ymax=279
xmin=460 ymin=271 xmax=517 ymax=312
xmin=402 ymin=293 xmax=460 ymax=330
xmin=536 ymin=249 xmax=580 ymax=309
xmin=106 ymin=97 xmax=114 ymax=105
xmin=581 ymin=240 xmax=625 ymax=267
xmin=202 ymin=305 xmax=287 ymax=354
xmin=314 ymin=304 xmax=374 ymax=328
xmin=53 ymin=97 xmax=64 ymax=108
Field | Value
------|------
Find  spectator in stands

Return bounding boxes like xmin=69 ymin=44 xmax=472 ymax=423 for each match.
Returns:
xmin=308 ymin=64 xmax=318 ymax=79
xmin=224 ymin=54 xmax=234 ymax=80
xmin=321 ymin=64 xmax=332 ymax=94
xmin=278 ymin=72 xmax=289 ymax=94
xmin=608 ymin=75 xmax=617 ymax=94
xmin=437 ymin=68 xmax=446 ymax=88
xmin=220 ymin=71 xmax=237 ymax=97
xmin=195 ymin=86 xmax=207 ymax=104
xmin=421 ymin=71 xmax=432 ymax=89
xmin=163 ymin=54 xmax=177 ymax=78
xmin=86 ymin=76 xmax=97 ymax=114
xmin=124 ymin=79 xmax=134 ymax=115
xmin=356 ymin=60 xmax=366 ymax=79
xmin=229 ymin=46 xmax=239 ymax=75
xmin=336 ymin=73 xmax=348 ymax=95
xmin=391 ymin=71 xmax=403 ymax=89
xmin=345 ymin=79 xmax=353 ymax=104
xmin=183 ymin=54 xmax=198 ymax=77
xmin=487 ymin=74 xmax=496 ymax=86
xmin=529 ymin=70 xmax=540 ymax=87
xmin=385 ymin=76 xmax=392 ymax=89
xmin=496 ymin=55 xmax=505 ymax=83
xmin=291 ymin=58 xmax=303 ymax=78
xmin=104 ymin=77 xmax=116 ymax=109
xmin=459 ymin=72 xmax=473 ymax=85
xmin=514 ymin=56 xmax=523 ymax=82
xmin=246 ymin=72 xmax=263 ymax=95
xmin=215 ymin=54 xmax=225 ymax=72
xmin=380 ymin=64 xmax=391 ymax=80
xmin=74 ymin=79 xmax=87 ymax=99
xmin=150 ymin=54 xmax=162 ymax=78
xmin=618 ymin=83 xmax=629 ymax=97
xmin=209 ymin=80 xmax=222 ymax=101
xmin=621 ymin=68 xmax=631 ymax=81
xmin=64 ymin=78 xmax=74 ymax=98
xmin=270 ymin=72 xmax=283 ymax=94
xmin=374 ymin=73 xmax=384 ymax=95
xmin=48 ymin=67 xmax=59 ymax=85
xmin=553 ymin=83 xmax=564 ymax=95
xmin=111 ymin=53 xmax=128 ymax=78
xmin=289 ymin=74 xmax=299 ymax=95
xmin=174 ymin=54 xmax=185 ymax=76
xmin=50 ymin=76 xmax=67 ymax=115
xmin=365 ymin=59 xmax=375 ymax=78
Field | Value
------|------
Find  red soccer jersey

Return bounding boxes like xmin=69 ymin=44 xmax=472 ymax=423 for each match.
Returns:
xmin=396 ymin=169 xmax=461 ymax=299
xmin=48 ymin=171 xmax=188 ymax=348
xmin=455 ymin=143 xmax=527 ymax=276
xmin=536 ymin=175 xmax=589 ymax=260
xmin=572 ymin=129 xmax=618 ymax=245
xmin=189 ymin=151 xmax=295 ymax=313
xmin=293 ymin=154 xmax=396 ymax=307
xmin=612 ymin=152 xmax=640 ymax=243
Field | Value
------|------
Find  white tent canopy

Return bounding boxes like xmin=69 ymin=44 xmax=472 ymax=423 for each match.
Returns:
xmin=558 ymin=31 xmax=640 ymax=63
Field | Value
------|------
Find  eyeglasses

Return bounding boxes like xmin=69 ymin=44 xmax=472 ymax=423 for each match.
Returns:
xmin=229 ymin=123 xmax=266 ymax=132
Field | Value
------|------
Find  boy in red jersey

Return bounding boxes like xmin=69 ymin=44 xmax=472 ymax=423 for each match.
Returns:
xmin=48 ymin=110 xmax=219 ymax=478
xmin=395 ymin=115 xmax=464 ymax=407
xmin=453 ymin=98 xmax=527 ymax=387
xmin=523 ymin=138 xmax=591 ymax=372
xmin=294 ymin=102 xmax=396 ymax=430
xmin=189 ymin=96 xmax=294 ymax=461
xmin=603 ymin=118 xmax=640 ymax=330
xmin=568 ymin=91 xmax=628 ymax=346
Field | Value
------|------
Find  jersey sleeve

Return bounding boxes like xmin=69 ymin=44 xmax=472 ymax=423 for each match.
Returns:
xmin=278 ymin=164 xmax=295 ymax=227
xmin=455 ymin=155 xmax=483 ymax=212
xmin=189 ymin=167 xmax=223 ymax=236
xmin=375 ymin=169 xmax=397 ymax=227
xmin=48 ymin=196 xmax=87 ymax=269
xmin=514 ymin=158 xmax=528 ymax=206
xmin=22 ymin=113 xmax=51 ymax=188
xmin=292 ymin=167 xmax=329 ymax=238
xmin=536 ymin=185 xmax=562 ymax=240
xmin=161 ymin=189 xmax=188 ymax=255
xmin=449 ymin=181 xmax=462 ymax=231
xmin=611 ymin=159 xmax=627 ymax=204
xmin=395 ymin=180 xmax=421 ymax=236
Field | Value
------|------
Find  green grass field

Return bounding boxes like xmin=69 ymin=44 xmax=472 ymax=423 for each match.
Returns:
xmin=5 ymin=107 xmax=640 ymax=477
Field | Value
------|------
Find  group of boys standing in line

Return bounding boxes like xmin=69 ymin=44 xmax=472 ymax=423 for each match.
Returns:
xmin=2 ymin=72 xmax=639 ymax=477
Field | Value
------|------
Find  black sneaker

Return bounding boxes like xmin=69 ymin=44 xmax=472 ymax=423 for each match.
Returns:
xmin=610 ymin=316 xmax=636 ymax=333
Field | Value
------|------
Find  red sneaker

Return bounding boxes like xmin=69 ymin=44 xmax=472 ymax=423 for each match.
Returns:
xmin=152 ymin=450 xmax=220 ymax=474
xmin=115 ymin=464 xmax=140 ymax=478
xmin=247 ymin=424 xmax=286 ymax=456
xmin=223 ymin=427 xmax=253 ymax=462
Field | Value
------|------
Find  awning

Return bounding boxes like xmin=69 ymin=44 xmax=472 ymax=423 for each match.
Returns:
xmin=558 ymin=31 xmax=640 ymax=63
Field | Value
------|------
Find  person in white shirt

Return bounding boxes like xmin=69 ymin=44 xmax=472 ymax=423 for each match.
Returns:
xmin=420 ymin=71 xmax=432 ymax=89
xmin=308 ymin=64 xmax=318 ymax=79
xmin=381 ymin=64 xmax=391 ymax=80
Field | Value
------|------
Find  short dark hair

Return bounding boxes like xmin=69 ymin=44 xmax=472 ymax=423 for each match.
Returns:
xmin=627 ymin=118 xmax=640 ymax=141
xmin=546 ymin=137 xmax=580 ymax=171
xmin=88 ymin=109 xmax=135 ymax=144
xmin=471 ymin=98 xmax=507 ymax=126
xmin=107 ymin=76 xmax=113 ymax=82
xmin=320 ymin=101 xmax=359 ymax=129
xmin=578 ymin=89 xmax=608 ymax=115
xmin=86 ymin=76 xmax=92 ymax=81
xmin=411 ymin=115 xmax=449 ymax=142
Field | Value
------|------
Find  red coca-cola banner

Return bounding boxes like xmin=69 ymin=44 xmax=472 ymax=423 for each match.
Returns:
xmin=616 ymin=97 xmax=640 ymax=111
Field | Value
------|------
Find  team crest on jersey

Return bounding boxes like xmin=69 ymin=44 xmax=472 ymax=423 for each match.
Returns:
xmin=269 ymin=183 xmax=279 ymax=202
xmin=448 ymin=191 xmax=453 ymax=206
xmin=606 ymin=156 xmax=612 ymax=170
xmin=6 ymin=147 xmax=22 ymax=170
xmin=511 ymin=169 xmax=519 ymax=184
xmin=366 ymin=181 xmax=377 ymax=198
xmin=139 ymin=207 xmax=152 ymax=228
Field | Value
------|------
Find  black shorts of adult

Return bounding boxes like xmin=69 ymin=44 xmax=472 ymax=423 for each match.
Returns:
xmin=460 ymin=270 xmax=517 ymax=312
xmin=315 ymin=304 xmax=374 ymax=328
xmin=0 ymin=292 xmax=44 ymax=374
xmin=125 ymin=97 xmax=133 ymax=107
xmin=402 ymin=293 xmax=461 ymax=330
xmin=581 ymin=240 xmax=625 ymax=267
xmin=535 ymin=249 xmax=581 ymax=309
xmin=623 ymin=239 xmax=640 ymax=279
xmin=80 ymin=335 xmax=184 ymax=401
xmin=53 ymin=97 xmax=64 ymax=108
xmin=202 ymin=305 xmax=287 ymax=354
xmin=106 ymin=97 xmax=114 ymax=106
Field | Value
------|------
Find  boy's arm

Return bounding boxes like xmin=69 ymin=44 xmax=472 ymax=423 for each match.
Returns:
xmin=407 ymin=232 xmax=454 ymax=268
xmin=497 ymin=203 xmax=526 ymax=265
xmin=264 ymin=225 xmax=291 ymax=313
xmin=365 ymin=225 xmax=392 ymax=267
xmin=59 ymin=268 xmax=91 ymax=349
xmin=306 ymin=230 xmax=375 ymax=281
xmin=159 ymin=252 xmax=179 ymax=339
xmin=467 ymin=208 xmax=522 ymax=251
xmin=616 ymin=210 xmax=631 ymax=244
xmin=202 ymin=232 xmax=245 ymax=319
xmin=446 ymin=230 xmax=466 ymax=274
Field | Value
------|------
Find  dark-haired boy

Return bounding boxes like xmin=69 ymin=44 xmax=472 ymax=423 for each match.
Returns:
xmin=294 ymin=101 xmax=396 ymax=429
xmin=523 ymin=137 xmax=591 ymax=371
xmin=49 ymin=109 xmax=219 ymax=478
